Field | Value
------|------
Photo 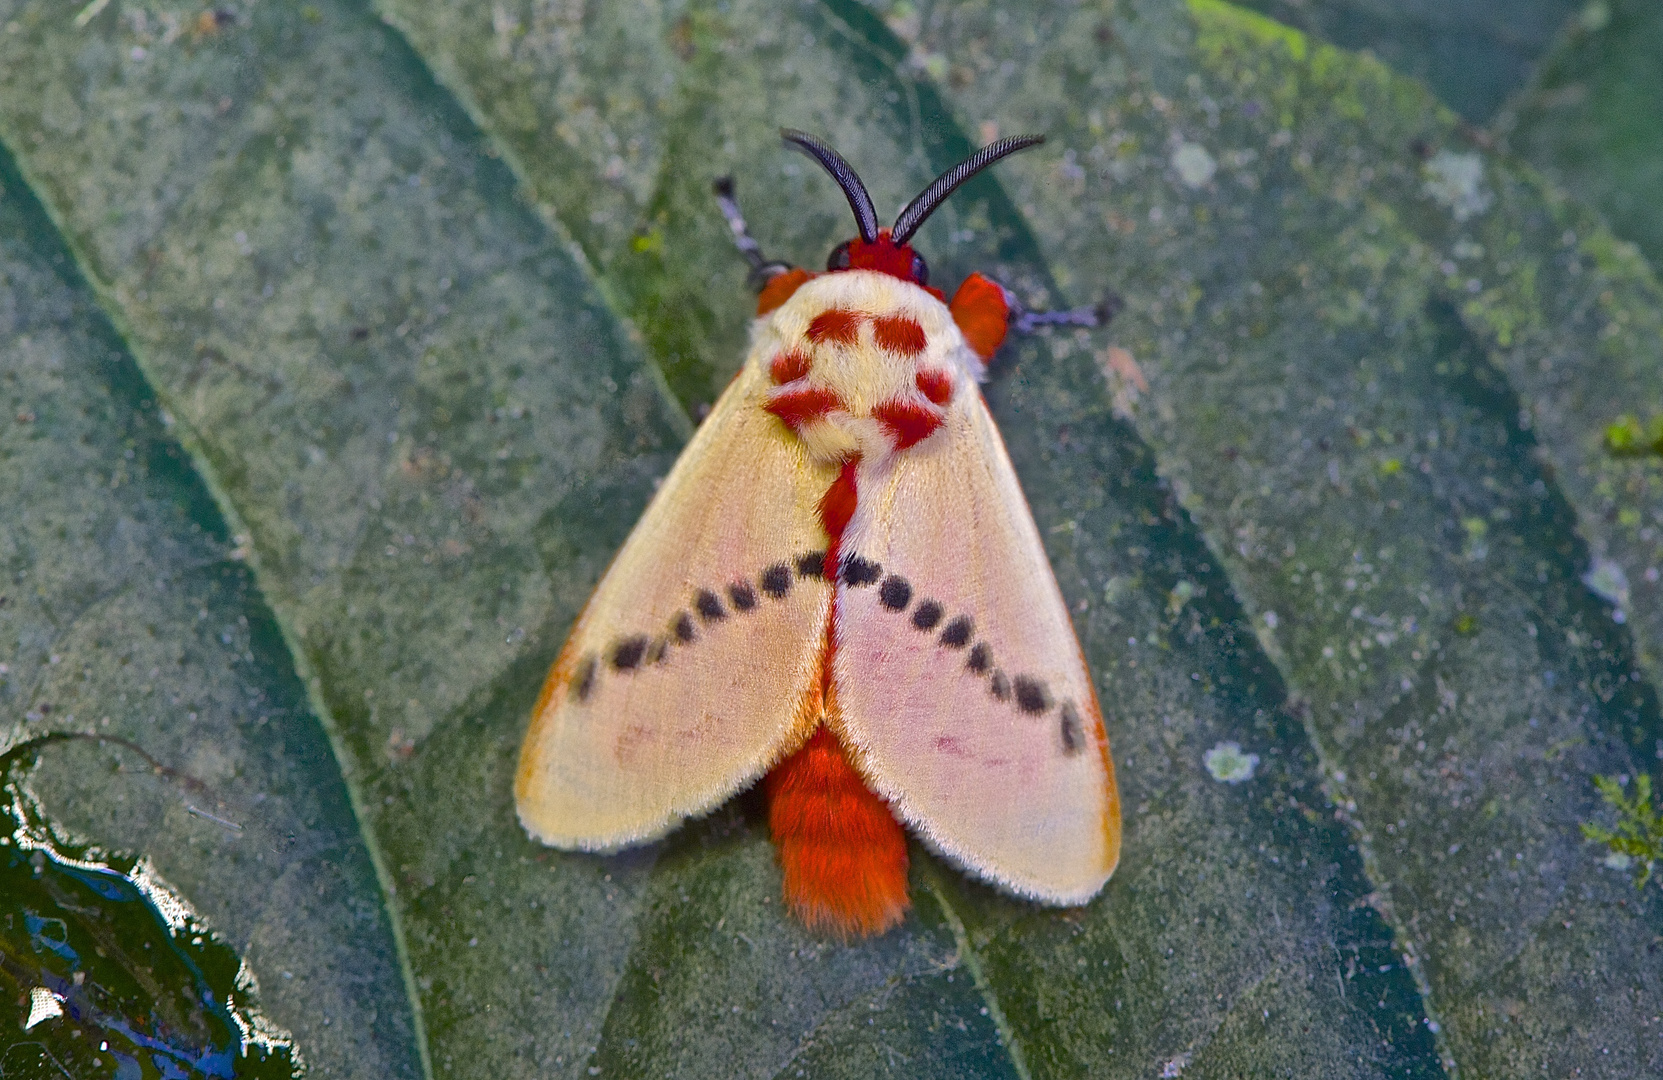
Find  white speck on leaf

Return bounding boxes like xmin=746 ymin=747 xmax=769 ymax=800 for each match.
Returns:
xmin=1204 ymin=741 xmax=1259 ymax=784
xmin=1584 ymin=556 xmax=1629 ymax=617
xmin=1172 ymin=142 xmax=1216 ymax=188
xmin=1167 ymin=579 xmax=1199 ymax=616
xmin=1423 ymin=150 xmax=1492 ymax=221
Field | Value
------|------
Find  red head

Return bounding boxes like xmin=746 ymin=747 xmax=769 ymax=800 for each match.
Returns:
xmin=782 ymin=130 xmax=1045 ymax=289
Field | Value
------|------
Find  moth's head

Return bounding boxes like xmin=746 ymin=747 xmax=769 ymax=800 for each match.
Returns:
xmin=782 ymin=129 xmax=1045 ymax=289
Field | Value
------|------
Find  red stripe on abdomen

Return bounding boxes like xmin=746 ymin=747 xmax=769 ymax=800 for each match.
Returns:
xmin=817 ymin=457 xmax=859 ymax=570
xmin=764 ymin=453 xmax=911 ymax=936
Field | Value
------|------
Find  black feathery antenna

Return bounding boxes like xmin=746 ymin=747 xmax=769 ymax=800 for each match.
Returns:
xmin=890 ymin=135 xmax=1045 ymax=245
xmin=781 ymin=129 xmax=880 ymax=244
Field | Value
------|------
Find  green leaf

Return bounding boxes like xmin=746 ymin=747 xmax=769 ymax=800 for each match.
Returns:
xmin=2 ymin=0 xmax=1661 ymax=1076
xmin=1228 ymin=0 xmax=1585 ymax=122
xmin=0 ymin=142 xmax=419 ymax=1074
xmin=1499 ymin=0 xmax=1663 ymax=270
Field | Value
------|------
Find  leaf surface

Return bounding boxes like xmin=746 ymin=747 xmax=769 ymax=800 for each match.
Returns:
xmin=0 ymin=0 xmax=1659 ymax=1076
xmin=0 ymin=136 xmax=419 ymax=1075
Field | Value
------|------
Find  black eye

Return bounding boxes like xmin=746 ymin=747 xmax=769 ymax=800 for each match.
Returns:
xmin=826 ymin=241 xmax=852 ymax=271
xmin=910 ymin=251 xmax=929 ymax=285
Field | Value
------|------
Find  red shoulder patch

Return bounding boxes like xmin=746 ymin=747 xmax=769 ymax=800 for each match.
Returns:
xmin=757 ymin=268 xmax=813 ymax=316
xmin=949 ymin=272 xmax=1010 ymax=360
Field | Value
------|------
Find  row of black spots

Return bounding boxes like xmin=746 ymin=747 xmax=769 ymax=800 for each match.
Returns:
xmin=985 ymin=671 xmax=1049 ymax=714
xmin=969 ymin=657 xmax=1084 ymax=756
xmin=571 ymin=551 xmax=832 ymax=701
xmin=856 ymin=561 xmax=1003 ymax=679
xmin=853 ymin=558 xmax=1081 ymax=754
xmin=991 ymin=668 xmax=1054 ymax=716
xmin=856 ymin=561 xmax=1032 ymax=705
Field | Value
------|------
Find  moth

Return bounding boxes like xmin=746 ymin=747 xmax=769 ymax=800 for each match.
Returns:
xmin=517 ymin=130 xmax=1120 ymax=936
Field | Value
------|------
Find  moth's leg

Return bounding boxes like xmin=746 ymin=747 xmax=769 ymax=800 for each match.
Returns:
xmin=712 ymin=177 xmax=794 ymax=291
xmin=1011 ymin=294 xmax=1121 ymax=334
xmin=950 ymin=273 xmax=1122 ymax=361
xmin=1005 ymin=281 xmax=1122 ymax=335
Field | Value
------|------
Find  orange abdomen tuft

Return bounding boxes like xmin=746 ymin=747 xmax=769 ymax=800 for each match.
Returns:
xmin=764 ymin=727 xmax=910 ymax=937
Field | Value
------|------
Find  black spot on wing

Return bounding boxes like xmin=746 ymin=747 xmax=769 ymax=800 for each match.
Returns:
xmin=878 ymin=575 xmax=912 ymax=611
xmin=611 ymin=636 xmax=649 ymax=671
xmin=728 ymin=581 xmax=758 ymax=612
xmin=989 ymin=670 xmax=1011 ymax=702
xmin=695 ymin=589 xmax=727 ymax=622
xmin=1059 ymin=703 xmax=1084 ymax=755
xmin=966 ymin=642 xmax=992 ymax=674
xmin=841 ymin=555 xmax=882 ymax=586
xmin=570 ymin=655 xmax=597 ymax=702
xmin=939 ymin=615 xmax=972 ymax=647
xmin=1013 ymin=676 xmax=1050 ymax=716
xmin=761 ymin=563 xmax=793 ymax=598
xmin=911 ymin=600 xmax=943 ymax=631
xmin=672 ymin=611 xmax=697 ymax=644
xmin=796 ymin=551 xmax=827 ymax=579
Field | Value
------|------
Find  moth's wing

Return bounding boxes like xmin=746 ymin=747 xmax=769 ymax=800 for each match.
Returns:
xmin=833 ymin=390 xmax=1120 ymax=903
xmin=516 ymin=362 xmax=834 ymax=850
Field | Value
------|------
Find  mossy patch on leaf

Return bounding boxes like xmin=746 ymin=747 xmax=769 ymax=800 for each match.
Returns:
xmin=1603 ymin=414 xmax=1663 ymax=457
xmin=1582 ymin=773 xmax=1663 ymax=888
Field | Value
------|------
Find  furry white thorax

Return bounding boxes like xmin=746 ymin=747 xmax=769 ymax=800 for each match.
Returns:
xmin=749 ymin=270 xmax=986 ymax=468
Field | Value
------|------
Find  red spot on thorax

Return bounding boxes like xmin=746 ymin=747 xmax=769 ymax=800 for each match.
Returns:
xmin=873 ymin=314 xmax=927 ymax=356
xmin=764 ymin=725 xmax=910 ymax=938
xmin=765 ymin=386 xmax=843 ymax=431
xmin=872 ymin=399 xmax=944 ymax=450
xmin=757 ymin=268 xmax=813 ymax=315
xmin=770 ymin=349 xmax=812 ymax=384
xmin=949 ymin=272 xmax=1010 ymax=360
xmin=806 ymin=308 xmax=861 ymax=345
xmin=914 ymin=369 xmax=953 ymax=405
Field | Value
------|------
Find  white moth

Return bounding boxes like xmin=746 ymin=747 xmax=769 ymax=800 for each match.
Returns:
xmin=517 ymin=131 xmax=1120 ymax=936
